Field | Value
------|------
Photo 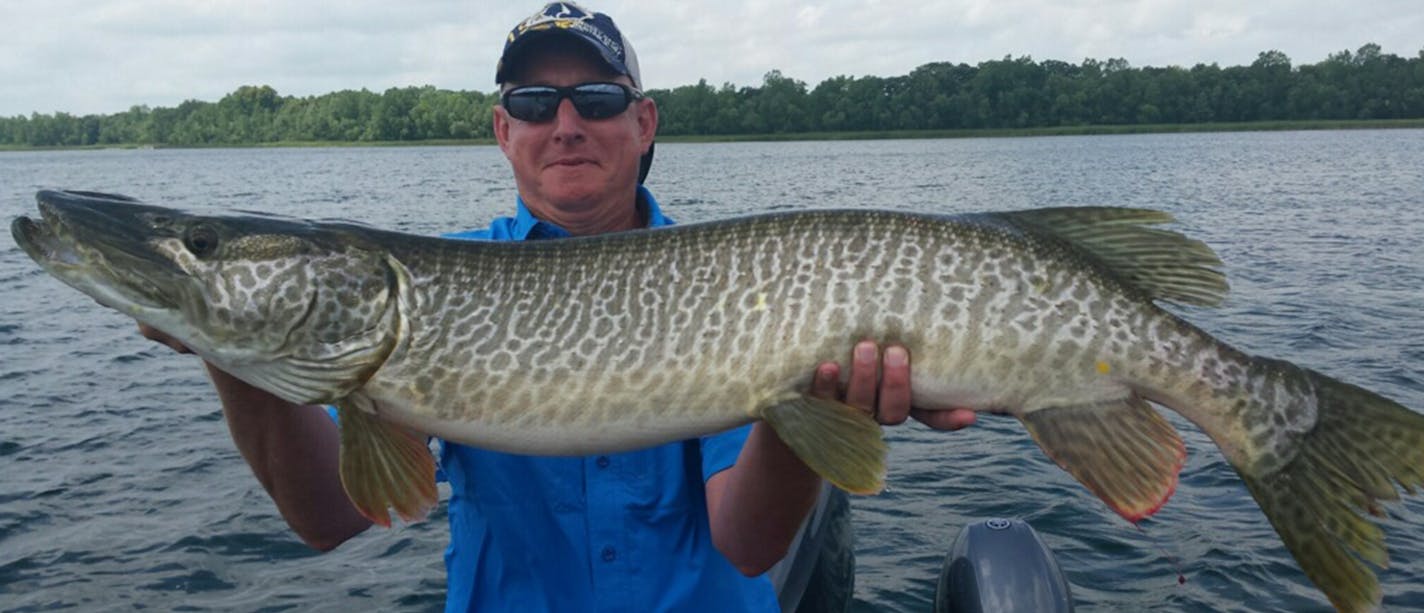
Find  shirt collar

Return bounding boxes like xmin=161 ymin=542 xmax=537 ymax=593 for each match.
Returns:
xmin=511 ymin=186 xmax=673 ymax=240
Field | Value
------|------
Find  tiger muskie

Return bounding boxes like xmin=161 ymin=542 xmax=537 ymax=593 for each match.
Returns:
xmin=12 ymin=189 xmax=1423 ymax=611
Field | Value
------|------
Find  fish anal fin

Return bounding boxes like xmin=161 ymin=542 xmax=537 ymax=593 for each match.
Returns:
xmin=761 ymin=395 xmax=886 ymax=495
xmin=1020 ymin=394 xmax=1186 ymax=522
xmin=336 ymin=402 xmax=437 ymax=527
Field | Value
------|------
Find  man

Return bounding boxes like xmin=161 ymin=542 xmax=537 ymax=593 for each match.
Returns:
xmin=141 ymin=3 xmax=974 ymax=611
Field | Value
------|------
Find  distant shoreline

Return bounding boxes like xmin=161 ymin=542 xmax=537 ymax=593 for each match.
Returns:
xmin=2 ymin=118 xmax=1421 ymax=152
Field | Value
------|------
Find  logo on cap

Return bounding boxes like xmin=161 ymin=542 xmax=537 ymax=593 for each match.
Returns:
xmin=509 ymin=2 xmax=623 ymax=60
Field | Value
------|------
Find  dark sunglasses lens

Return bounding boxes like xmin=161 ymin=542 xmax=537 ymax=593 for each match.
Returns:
xmin=504 ymin=84 xmax=634 ymax=122
xmin=505 ymin=88 xmax=561 ymax=122
xmin=570 ymin=84 xmax=631 ymax=119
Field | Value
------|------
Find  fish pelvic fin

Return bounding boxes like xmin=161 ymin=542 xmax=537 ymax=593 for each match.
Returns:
xmin=335 ymin=401 xmax=438 ymax=527
xmin=761 ymin=395 xmax=887 ymax=494
xmin=1019 ymin=394 xmax=1186 ymax=523
xmin=1236 ymin=366 xmax=1424 ymax=613
xmin=993 ymin=207 xmax=1229 ymax=307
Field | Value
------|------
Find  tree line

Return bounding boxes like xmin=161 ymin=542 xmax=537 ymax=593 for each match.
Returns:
xmin=3 ymin=43 xmax=1421 ymax=147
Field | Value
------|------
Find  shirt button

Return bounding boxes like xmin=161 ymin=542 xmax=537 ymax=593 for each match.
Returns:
xmin=595 ymin=456 xmax=610 ymax=468
xmin=601 ymin=546 xmax=617 ymax=562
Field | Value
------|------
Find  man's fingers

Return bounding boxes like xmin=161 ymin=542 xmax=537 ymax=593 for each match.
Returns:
xmin=812 ymin=341 xmax=967 ymax=431
xmin=843 ymin=340 xmax=879 ymax=412
xmin=137 ymin=323 xmax=161 ymax=341
xmin=910 ymin=407 xmax=977 ymax=431
xmin=875 ymin=346 xmax=911 ymax=425
xmin=137 ymin=323 xmax=192 ymax=354
xmin=809 ymin=363 xmax=841 ymax=400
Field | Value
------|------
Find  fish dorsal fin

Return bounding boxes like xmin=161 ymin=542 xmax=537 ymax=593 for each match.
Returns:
xmin=996 ymin=207 xmax=1229 ymax=307
xmin=1020 ymin=394 xmax=1186 ymax=522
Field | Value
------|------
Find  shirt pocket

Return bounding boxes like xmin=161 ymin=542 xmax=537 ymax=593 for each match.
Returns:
xmin=612 ymin=443 xmax=698 ymax=512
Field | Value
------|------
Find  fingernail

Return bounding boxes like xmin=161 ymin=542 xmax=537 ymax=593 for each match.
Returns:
xmin=885 ymin=346 xmax=907 ymax=367
xmin=855 ymin=342 xmax=876 ymax=362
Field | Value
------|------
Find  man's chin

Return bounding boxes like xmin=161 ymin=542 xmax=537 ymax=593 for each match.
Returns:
xmin=534 ymin=187 xmax=604 ymax=212
xmin=538 ymin=170 xmax=608 ymax=200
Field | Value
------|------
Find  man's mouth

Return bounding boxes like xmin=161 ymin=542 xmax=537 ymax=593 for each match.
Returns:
xmin=548 ymin=157 xmax=597 ymax=168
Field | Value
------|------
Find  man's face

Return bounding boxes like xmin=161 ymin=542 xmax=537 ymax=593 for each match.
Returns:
xmin=494 ymin=45 xmax=657 ymax=225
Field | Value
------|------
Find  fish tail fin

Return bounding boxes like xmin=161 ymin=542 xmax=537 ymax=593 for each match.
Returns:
xmin=761 ymin=395 xmax=887 ymax=494
xmin=335 ymin=403 xmax=438 ymax=527
xmin=1236 ymin=362 xmax=1424 ymax=613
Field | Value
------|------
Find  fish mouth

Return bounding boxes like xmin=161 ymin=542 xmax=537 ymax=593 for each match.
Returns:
xmin=13 ymin=190 xmax=184 ymax=312
xmin=13 ymin=199 xmax=91 ymax=273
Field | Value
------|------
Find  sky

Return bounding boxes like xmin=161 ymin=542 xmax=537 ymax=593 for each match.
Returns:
xmin=1 ymin=0 xmax=1420 ymax=117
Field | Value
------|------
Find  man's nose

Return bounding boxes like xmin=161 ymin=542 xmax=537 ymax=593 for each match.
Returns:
xmin=551 ymin=98 xmax=585 ymax=141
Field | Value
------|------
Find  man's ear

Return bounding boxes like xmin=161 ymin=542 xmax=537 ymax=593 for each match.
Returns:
xmin=636 ymin=98 xmax=658 ymax=153
xmin=493 ymin=105 xmax=512 ymax=152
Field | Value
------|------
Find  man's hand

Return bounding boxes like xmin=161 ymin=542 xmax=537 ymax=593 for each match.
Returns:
xmin=808 ymin=340 xmax=976 ymax=431
xmin=138 ymin=323 xmax=192 ymax=354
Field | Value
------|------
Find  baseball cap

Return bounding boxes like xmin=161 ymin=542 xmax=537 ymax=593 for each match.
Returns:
xmin=495 ymin=2 xmax=654 ymax=183
xmin=496 ymin=2 xmax=643 ymax=88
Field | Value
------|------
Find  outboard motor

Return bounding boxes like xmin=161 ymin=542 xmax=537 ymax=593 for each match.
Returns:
xmin=935 ymin=518 xmax=1073 ymax=613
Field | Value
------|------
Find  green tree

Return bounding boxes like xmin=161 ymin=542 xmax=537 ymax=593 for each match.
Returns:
xmin=4 ymin=44 xmax=1423 ymax=146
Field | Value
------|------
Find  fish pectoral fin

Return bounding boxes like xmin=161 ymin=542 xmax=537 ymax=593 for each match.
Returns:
xmin=1020 ymin=394 xmax=1186 ymax=522
xmin=761 ymin=395 xmax=886 ymax=495
xmin=223 ymin=355 xmax=375 ymax=406
xmin=335 ymin=402 xmax=438 ymax=527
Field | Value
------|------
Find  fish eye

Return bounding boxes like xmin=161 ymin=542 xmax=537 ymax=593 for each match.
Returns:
xmin=184 ymin=225 xmax=220 ymax=257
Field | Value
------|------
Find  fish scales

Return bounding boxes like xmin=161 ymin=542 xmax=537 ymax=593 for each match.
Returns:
xmin=363 ymin=210 xmax=1214 ymax=453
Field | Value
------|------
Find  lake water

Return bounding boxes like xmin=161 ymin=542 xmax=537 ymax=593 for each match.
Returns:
xmin=2 ymin=130 xmax=1423 ymax=612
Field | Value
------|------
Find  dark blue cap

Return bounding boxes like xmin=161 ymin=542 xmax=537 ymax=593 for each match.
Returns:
xmin=496 ymin=2 xmax=642 ymax=88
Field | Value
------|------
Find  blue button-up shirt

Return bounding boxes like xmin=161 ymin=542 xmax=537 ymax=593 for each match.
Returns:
xmin=435 ymin=187 xmax=774 ymax=612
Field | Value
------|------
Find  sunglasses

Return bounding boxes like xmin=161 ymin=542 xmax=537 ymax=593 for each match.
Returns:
xmin=501 ymin=82 xmax=644 ymax=123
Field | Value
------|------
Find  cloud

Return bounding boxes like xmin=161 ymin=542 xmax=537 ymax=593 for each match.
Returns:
xmin=0 ymin=0 xmax=512 ymax=115
xmin=1 ymin=0 xmax=1420 ymax=116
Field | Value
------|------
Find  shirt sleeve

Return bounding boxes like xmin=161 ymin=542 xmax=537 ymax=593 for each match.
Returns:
xmin=699 ymin=424 xmax=753 ymax=483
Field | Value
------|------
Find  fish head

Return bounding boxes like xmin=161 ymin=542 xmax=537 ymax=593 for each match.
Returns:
xmin=13 ymin=190 xmax=402 ymax=402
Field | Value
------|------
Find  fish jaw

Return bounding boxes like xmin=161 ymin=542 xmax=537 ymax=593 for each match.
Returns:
xmin=13 ymin=193 xmax=189 ymax=321
xmin=15 ymin=190 xmax=407 ymax=406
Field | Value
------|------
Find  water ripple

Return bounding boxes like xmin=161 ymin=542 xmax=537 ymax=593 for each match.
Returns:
xmin=3 ymin=135 xmax=1423 ymax=611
